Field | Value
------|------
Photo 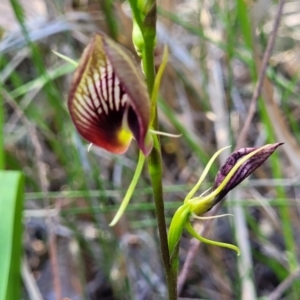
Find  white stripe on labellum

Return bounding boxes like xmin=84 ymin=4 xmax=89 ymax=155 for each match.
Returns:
xmin=101 ymin=73 xmax=107 ymax=102
xmin=114 ymin=79 xmax=121 ymax=111
xmin=82 ymin=93 xmax=95 ymax=114
xmin=88 ymin=83 xmax=100 ymax=108
xmin=73 ymin=105 xmax=92 ymax=124
xmin=108 ymin=77 xmax=114 ymax=110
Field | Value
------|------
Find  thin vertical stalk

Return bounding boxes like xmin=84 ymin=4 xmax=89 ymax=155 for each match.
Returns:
xmin=128 ymin=0 xmax=176 ymax=297
xmin=140 ymin=2 xmax=177 ymax=299
xmin=148 ymin=135 xmax=177 ymax=299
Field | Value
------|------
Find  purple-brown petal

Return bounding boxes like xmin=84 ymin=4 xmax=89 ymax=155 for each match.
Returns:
xmin=211 ymin=142 xmax=283 ymax=205
xmin=102 ymin=35 xmax=151 ymax=155
xmin=68 ymin=33 xmax=151 ymax=155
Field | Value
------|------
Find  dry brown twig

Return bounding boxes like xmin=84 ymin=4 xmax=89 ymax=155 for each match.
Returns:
xmin=267 ymin=268 xmax=300 ymax=300
xmin=177 ymin=0 xmax=285 ymax=294
xmin=21 ymin=257 xmax=43 ymax=300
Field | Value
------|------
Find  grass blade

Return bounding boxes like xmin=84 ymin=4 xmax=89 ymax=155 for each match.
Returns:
xmin=0 ymin=75 xmax=4 ymax=170
xmin=0 ymin=171 xmax=24 ymax=300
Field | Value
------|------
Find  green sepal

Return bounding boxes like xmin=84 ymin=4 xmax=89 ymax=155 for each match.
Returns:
xmin=150 ymin=46 xmax=168 ymax=125
xmin=168 ymin=204 xmax=191 ymax=260
xmin=185 ymin=221 xmax=240 ymax=255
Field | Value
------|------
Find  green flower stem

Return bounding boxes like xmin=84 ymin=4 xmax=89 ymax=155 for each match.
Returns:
xmin=138 ymin=3 xmax=177 ymax=299
xmin=142 ymin=40 xmax=156 ymax=96
xmin=148 ymin=135 xmax=177 ymax=299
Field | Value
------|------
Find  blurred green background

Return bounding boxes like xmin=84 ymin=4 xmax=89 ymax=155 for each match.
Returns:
xmin=1 ymin=0 xmax=300 ymax=299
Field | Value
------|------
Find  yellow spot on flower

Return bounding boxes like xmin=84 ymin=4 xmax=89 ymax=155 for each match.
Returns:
xmin=117 ymin=128 xmax=132 ymax=145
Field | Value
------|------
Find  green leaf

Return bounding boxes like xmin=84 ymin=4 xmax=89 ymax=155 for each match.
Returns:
xmin=0 ymin=171 xmax=24 ymax=300
xmin=0 ymin=66 xmax=4 ymax=170
xmin=236 ymin=0 xmax=252 ymax=50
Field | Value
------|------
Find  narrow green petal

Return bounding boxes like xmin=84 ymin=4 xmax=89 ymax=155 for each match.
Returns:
xmin=109 ymin=151 xmax=145 ymax=226
xmin=185 ymin=221 xmax=240 ymax=255
xmin=150 ymin=45 xmax=169 ymax=125
xmin=184 ymin=146 xmax=231 ymax=203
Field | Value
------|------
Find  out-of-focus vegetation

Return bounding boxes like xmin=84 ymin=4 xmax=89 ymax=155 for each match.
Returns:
xmin=1 ymin=0 xmax=300 ymax=299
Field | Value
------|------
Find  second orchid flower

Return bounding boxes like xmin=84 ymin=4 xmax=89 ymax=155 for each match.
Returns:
xmin=168 ymin=143 xmax=283 ymax=259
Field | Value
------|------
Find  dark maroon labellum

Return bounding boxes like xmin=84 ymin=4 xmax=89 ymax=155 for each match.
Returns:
xmin=211 ymin=142 xmax=283 ymax=206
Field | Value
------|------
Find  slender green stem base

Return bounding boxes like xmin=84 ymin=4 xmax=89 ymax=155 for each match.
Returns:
xmin=148 ymin=135 xmax=177 ymax=299
xmin=144 ymin=37 xmax=177 ymax=298
xmin=129 ymin=0 xmax=178 ymax=297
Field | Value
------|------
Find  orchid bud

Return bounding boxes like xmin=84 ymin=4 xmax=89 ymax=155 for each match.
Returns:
xmin=132 ymin=21 xmax=144 ymax=57
xmin=211 ymin=142 xmax=284 ymax=207
xmin=131 ymin=0 xmax=156 ymax=57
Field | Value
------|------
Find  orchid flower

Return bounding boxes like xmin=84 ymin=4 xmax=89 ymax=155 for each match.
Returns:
xmin=66 ymin=33 xmax=170 ymax=226
xmin=68 ymin=33 xmax=153 ymax=156
xmin=168 ymin=143 xmax=283 ymax=259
